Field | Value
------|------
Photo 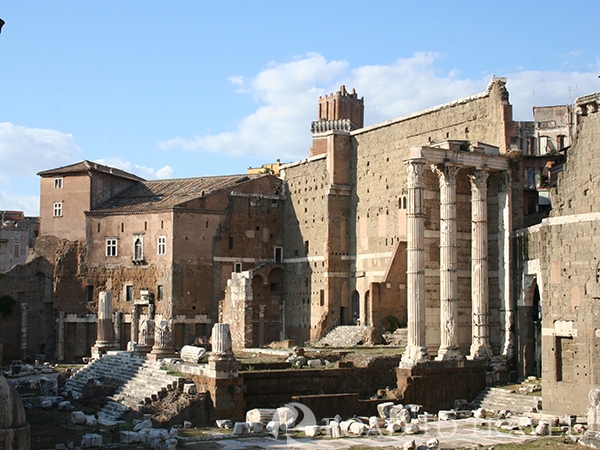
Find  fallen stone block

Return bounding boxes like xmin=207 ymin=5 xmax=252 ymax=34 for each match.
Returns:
xmin=246 ymin=408 xmax=277 ymax=425
xmin=405 ymin=404 xmax=423 ymax=419
xmin=85 ymin=415 xmax=97 ymax=426
xmin=134 ymin=419 xmax=153 ymax=432
xmin=349 ymin=421 xmax=368 ymax=435
xmin=71 ymin=411 xmax=86 ymax=425
xmin=438 ymin=410 xmax=456 ymax=421
xmin=120 ymin=431 xmax=140 ymax=444
xmin=390 ymin=405 xmax=411 ymax=423
xmin=368 ymin=416 xmax=385 ymax=428
xmin=180 ymin=345 xmax=207 ymax=363
xmin=233 ymin=422 xmax=249 ymax=435
xmin=183 ymin=421 xmax=192 ymax=429
xmin=426 ymin=437 xmax=439 ymax=449
xmin=386 ymin=421 xmax=401 ymax=433
xmin=58 ymin=401 xmax=73 ymax=411
xmin=405 ymin=422 xmax=420 ymax=434
xmin=518 ymin=416 xmax=534 ymax=427
xmin=307 ymin=359 xmax=322 ymax=368
xmin=377 ymin=401 xmax=395 ymax=418
xmin=418 ymin=413 xmax=435 ymax=423
xmin=40 ymin=399 xmax=53 ymax=409
xmin=80 ymin=433 xmax=102 ymax=448
xmin=276 ymin=406 xmax=298 ymax=429
xmin=473 ymin=407 xmax=487 ymax=419
xmin=216 ymin=419 xmax=232 ymax=428
xmin=534 ymin=421 xmax=550 ymax=436
xmin=453 ymin=399 xmax=469 ymax=410
xmin=403 ymin=438 xmax=416 ymax=450
xmin=304 ymin=425 xmax=321 ymax=437
xmin=249 ymin=422 xmax=263 ymax=433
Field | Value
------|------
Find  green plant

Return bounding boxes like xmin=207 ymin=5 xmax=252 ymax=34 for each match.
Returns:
xmin=0 ymin=295 xmax=16 ymax=318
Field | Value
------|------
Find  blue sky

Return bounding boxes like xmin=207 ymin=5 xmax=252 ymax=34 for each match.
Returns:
xmin=1 ymin=1 xmax=599 ymax=216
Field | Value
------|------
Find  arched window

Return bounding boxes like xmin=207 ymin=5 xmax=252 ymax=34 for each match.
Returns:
xmin=134 ymin=237 xmax=143 ymax=261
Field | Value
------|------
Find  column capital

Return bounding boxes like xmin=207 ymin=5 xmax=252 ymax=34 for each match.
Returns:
xmin=432 ymin=163 xmax=460 ymax=187
xmin=468 ymin=169 xmax=490 ymax=191
xmin=405 ymin=158 xmax=428 ymax=187
xmin=498 ymin=170 xmax=512 ymax=192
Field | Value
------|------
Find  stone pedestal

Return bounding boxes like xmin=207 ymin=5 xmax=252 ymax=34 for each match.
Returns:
xmin=401 ymin=159 xmax=429 ymax=367
xmin=91 ymin=292 xmax=114 ymax=359
xmin=147 ymin=319 xmax=177 ymax=360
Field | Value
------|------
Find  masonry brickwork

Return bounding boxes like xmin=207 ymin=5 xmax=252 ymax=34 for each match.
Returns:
xmin=517 ymin=91 xmax=600 ymax=416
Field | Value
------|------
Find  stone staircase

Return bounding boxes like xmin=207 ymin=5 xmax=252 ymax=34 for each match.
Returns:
xmin=64 ymin=352 xmax=180 ymax=423
xmin=315 ymin=325 xmax=371 ymax=347
xmin=472 ymin=387 xmax=542 ymax=414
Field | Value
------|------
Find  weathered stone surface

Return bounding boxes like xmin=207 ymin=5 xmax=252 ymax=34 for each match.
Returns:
xmin=377 ymin=401 xmax=395 ymax=418
xmin=349 ymin=421 xmax=368 ymax=435
xmin=534 ymin=421 xmax=550 ymax=436
xmin=427 ymin=437 xmax=440 ymax=449
xmin=182 ymin=383 xmax=197 ymax=395
xmin=180 ymin=345 xmax=206 ymax=364
xmin=183 ymin=421 xmax=192 ymax=429
xmin=438 ymin=410 xmax=457 ymax=421
xmin=134 ymin=419 xmax=153 ymax=432
xmin=215 ymin=419 xmax=232 ymax=428
xmin=249 ymin=422 xmax=263 ymax=433
xmin=405 ymin=422 xmax=420 ymax=434
xmin=330 ymin=420 xmax=340 ymax=438
xmin=119 ymin=431 xmax=140 ymax=444
xmin=473 ymin=407 xmax=487 ymax=419
xmin=386 ymin=421 xmax=402 ymax=433
xmin=233 ymin=422 xmax=249 ymax=435
xmin=304 ymin=425 xmax=321 ymax=437
xmin=403 ymin=439 xmax=416 ymax=450
xmin=71 ymin=411 xmax=86 ymax=425
xmin=390 ymin=405 xmax=411 ymax=423
xmin=246 ymin=408 xmax=276 ymax=425
xmin=80 ymin=434 xmax=102 ymax=448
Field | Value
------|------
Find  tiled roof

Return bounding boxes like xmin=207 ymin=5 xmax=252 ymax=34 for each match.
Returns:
xmin=37 ymin=160 xmax=145 ymax=182
xmin=90 ymin=174 xmax=261 ymax=213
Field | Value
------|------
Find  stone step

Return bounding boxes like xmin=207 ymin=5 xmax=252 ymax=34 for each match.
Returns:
xmin=472 ymin=387 xmax=542 ymax=414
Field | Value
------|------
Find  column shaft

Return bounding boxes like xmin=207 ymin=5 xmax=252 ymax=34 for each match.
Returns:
xmin=498 ymin=172 xmax=514 ymax=359
xmin=400 ymin=159 xmax=429 ymax=367
xmin=469 ymin=170 xmax=492 ymax=359
xmin=434 ymin=163 xmax=463 ymax=360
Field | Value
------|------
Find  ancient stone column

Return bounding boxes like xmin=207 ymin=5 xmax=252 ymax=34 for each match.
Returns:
xmin=20 ymin=303 xmax=28 ymax=361
xmin=57 ymin=311 xmax=65 ymax=362
xmin=148 ymin=318 xmax=176 ymax=360
xmin=95 ymin=292 xmax=114 ymax=347
xmin=433 ymin=163 xmax=463 ymax=361
xmin=130 ymin=304 xmax=140 ymax=346
xmin=498 ymin=172 xmax=514 ymax=360
xmin=211 ymin=322 xmax=234 ymax=359
xmin=469 ymin=170 xmax=492 ymax=359
xmin=113 ymin=311 xmax=123 ymax=350
xmin=400 ymin=159 xmax=429 ymax=367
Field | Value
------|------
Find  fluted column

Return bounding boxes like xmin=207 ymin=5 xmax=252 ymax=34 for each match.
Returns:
xmin=498 ymin=172 xmax=514 ymax=360
xmin=20 ymin=303 xmax=28 ymax=361
xmin=400 ymin=159 xmax=429 ymax=367
xmin=57 ymin=311 xmax=65 ymax=362
xmin=469 ymin=170 xmax=492 ymax=359
xmin=95 ymin=292 xmax=114 ymax=347
xmin=433 ymin=163 xmax=463 ymax=361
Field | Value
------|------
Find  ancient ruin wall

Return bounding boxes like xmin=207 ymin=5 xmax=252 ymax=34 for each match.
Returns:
xmin=536 ymin=93 xmax=600 ymax=415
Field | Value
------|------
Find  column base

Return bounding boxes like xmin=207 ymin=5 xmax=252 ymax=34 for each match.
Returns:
xmin=400 ymin=345 xmax=429 ymax=368
xmin=435 ymin=346 xmax=465 ymax=361
xmin=147 ymin=345 xmax=177 ymax=361
xmin=469 ymin=344 xmax=492 ymax=360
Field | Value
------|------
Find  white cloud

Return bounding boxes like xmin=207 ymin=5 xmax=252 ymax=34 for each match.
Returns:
xmin=0 ymin=189 xmax=39 ymax=217
xmin=158 ymin=53 xmax=600 ymax=162
xmin=94 ymin=157 xmax=173 ymax=180
xmin=0 ymin=122 xmax=81 ymax=183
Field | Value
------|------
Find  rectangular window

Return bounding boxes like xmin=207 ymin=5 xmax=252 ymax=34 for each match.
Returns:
xmin=157 ymin=236 xmax=166 ymax=255
xmin=106 ymin=238 xmax=118 ymax=257
xmin=304 ymin=240 xmax=309 ymax=254
xmin=54 ymin=177 xmax=63 ymax=189
xmin=14 ymin=233 xmax=20 ymax=243
xmin=234 ymin=262 xmax=242 ymax=273
xmin=87 ymin=285 xmax=94 ymax=302
xmin=13 ymin=244 xmax=19 ymax=257
xmin=53 ymin=202 xmax=63 ymax=217
xmin=228 ymin=237 xmax=234 ymax=250
xmin=157 ymin=285 xmax=163 ymax=302
xmin=274 ymin=246 xmax=283 ymax=263
xmin=126 ymin=285 xmax=133 ymax=302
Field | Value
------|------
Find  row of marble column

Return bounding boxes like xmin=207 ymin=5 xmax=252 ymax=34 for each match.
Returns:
xmin=402 ymin=159 xmax=499 ymax=366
